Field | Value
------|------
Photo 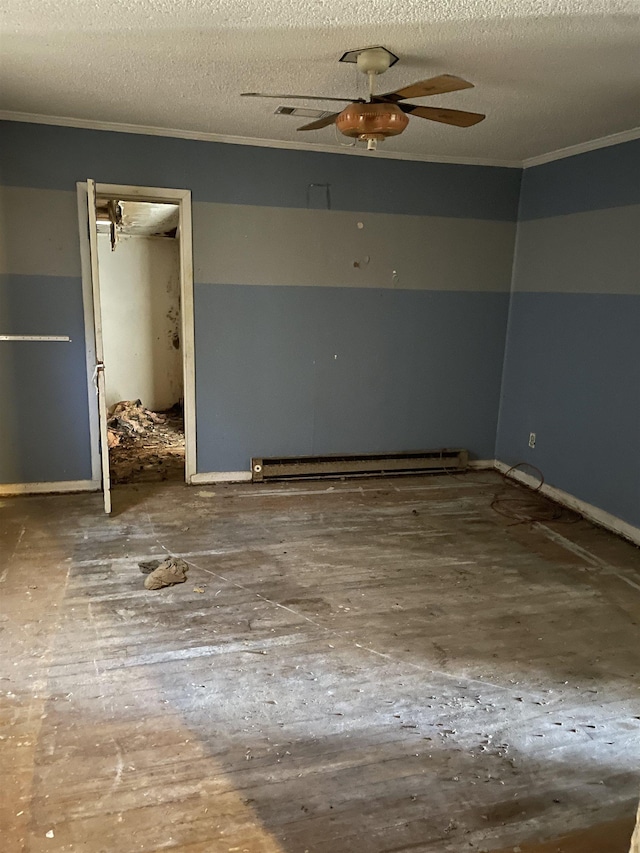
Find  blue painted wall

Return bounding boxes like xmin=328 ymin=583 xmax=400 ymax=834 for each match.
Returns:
xmin=0 ymin=122 xmax=521 ymax=217
xmin=0 ymin=274 xmax=92 ymax=482
xmin=497 ymin=140 xmax=640 ymax=527
xmin=0 ymin=121 xmax=520 ymax=483
xmin=195 ymin=286 xmax=509 ymax=470
xmin=3 ymin=120 xmax=636 ymax=527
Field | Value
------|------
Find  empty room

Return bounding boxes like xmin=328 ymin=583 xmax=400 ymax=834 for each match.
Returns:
xmin=1 ymin=2 xmax=639 ymax=852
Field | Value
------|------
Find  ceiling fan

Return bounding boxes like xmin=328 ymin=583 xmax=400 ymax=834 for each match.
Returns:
xmin=242 ymin=46 xmax=485 ymax=150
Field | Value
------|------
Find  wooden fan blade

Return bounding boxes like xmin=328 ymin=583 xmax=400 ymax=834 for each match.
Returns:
xmin=241 ymin=92 xmax=355 ymax=103
xmin=400 ymin=103 xmax=485 ymax=127
xmin=376 ymin=74 xmax=474 ymax=103
xmin=297 ymin=113 xmax=341 ymax=131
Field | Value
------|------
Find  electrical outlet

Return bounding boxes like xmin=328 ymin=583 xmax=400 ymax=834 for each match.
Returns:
xmin=528 ymin=432 xmax=536 ymax=449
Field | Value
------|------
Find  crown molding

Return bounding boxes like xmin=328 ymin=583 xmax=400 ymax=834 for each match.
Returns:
xmin=2 ymin=110 xmax=638 ymax=170
xmin=0 ymin=110 xmax=521 ymax=168
xmin=522 ymin=126 xmax=640 ymax=168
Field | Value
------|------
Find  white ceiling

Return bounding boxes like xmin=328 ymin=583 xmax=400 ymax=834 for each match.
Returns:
xmin=1 ymin=0 xmax=639 ymax=164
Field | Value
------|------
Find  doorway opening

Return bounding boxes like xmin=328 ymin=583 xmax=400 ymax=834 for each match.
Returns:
xmin=96 ymin=199 xmax=185 ymax=484
xmin=78 ymin=182 xmax=195 ymax=513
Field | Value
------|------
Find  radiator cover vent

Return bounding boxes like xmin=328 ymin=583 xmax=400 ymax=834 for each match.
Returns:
xmin=251 ymin=449 xmax=468 ymax=482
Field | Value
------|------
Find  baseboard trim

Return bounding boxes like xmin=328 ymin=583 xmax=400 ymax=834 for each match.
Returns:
xmin=3 ymin=467 xmax=635 ymax=547
xmin=0 ymin=479 xmax=100 ymax=496
xmin=468 ymin=459 xmax=496 ymax=470
xmin=190 ymin=471 xmax=253 ymax=484
xmin=494 ymin=461 xmax=640 ymax=547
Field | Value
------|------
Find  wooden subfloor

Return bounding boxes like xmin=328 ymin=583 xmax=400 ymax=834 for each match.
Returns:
xmin=1 ymin=473 xmax=639 ymax=853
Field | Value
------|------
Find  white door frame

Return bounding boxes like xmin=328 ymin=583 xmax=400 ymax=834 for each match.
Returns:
xmin=77 ymin=182 xmax=197 ymax=485
xmin=86 ymin=178 xmax=112 ymax=513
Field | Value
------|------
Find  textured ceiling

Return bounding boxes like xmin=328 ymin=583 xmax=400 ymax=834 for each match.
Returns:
xmin=1 ymin=0 xmax=639 ymax=164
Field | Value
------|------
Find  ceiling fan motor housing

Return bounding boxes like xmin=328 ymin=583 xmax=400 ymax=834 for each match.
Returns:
xmin=336 ymin=102 xmax=409 ymax=141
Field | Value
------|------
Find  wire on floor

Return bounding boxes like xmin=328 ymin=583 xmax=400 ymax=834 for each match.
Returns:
xmin=490 ymin=462 xmax=582 ymax=526
xmin=435 ymin=453 xmax=582 ymax=526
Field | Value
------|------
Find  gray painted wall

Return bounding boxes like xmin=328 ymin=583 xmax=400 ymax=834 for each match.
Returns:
xmin=497 ymin=139 xmax=640 ymax=527
xmin=2 ymin=120 xmax=636 ymax=529
xmin=512 ymin=205 xmax=640 ymax=294
xmin=193 ymin=204 xmax=515 ymax=292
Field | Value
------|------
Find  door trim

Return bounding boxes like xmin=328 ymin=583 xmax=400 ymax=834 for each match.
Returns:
xmin=86 ymin=178 xmax=112 ymax=514
xmin=77 ymin=184 xmax=102 ymax=485
xmin=77 ymin=182 xmax=197 ymax=484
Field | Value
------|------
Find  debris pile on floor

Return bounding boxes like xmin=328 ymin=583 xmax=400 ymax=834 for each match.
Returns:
xmin=139 ymin=557 xmax=189 ymax=589
xmin=107 ymin=399 xmax=185 ymax=484
xmin=108 ymin=399 xmax=165 ymax=443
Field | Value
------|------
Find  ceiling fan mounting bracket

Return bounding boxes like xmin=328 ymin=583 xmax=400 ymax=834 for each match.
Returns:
xmin=338 ymin=46 xmax=399 ymax=74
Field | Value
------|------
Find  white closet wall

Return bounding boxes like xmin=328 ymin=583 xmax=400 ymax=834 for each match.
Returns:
xmin=97 ymin=233 xmax=182 ymax=411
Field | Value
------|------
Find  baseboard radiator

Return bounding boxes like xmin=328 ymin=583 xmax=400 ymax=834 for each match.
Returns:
xmin=251 ymin=449 xmax=469 ymax=482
